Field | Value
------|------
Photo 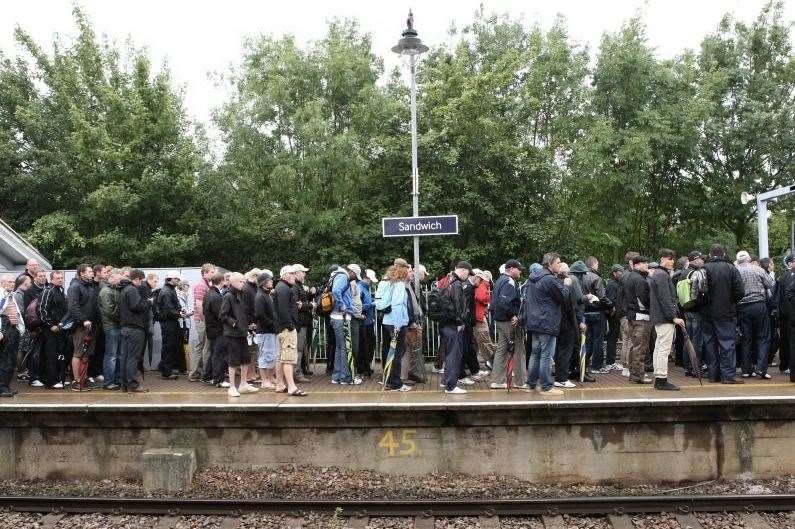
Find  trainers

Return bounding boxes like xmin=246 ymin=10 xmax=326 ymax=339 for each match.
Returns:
xmin=88 ymin=377 xmax=95 ymax=384
xmin=218 ymin=381 xmax=231 ymax=388
xmin=593 ymin=367 xmax=611 ymax=374
xmin=758 ymin=372 xmax=772 ymax=380
xmin=52 ymin=382 xmax=64 ymax=389
xmin=538 ymin=388 xmax=565 ymax=396
xmin=445 ymin=386 xmax=467 ymax=394
xmin=512 ymin=383 xmax=530 ymax=390
xmin=386 ymin=384 xmax=412 ymax=392
xmin=459 ymin=377 xmax=475 ymax=386
xmin=611 ymin=363 xmax=624 ymax=371
xmin=30 ymin=380 xmax=44 ymax=387
xmin=95 ymin=375 xmax=104 ymax=383
xmin=431 ymin=367 xmax=444 ymax=374
xmin=554 ymin=380 xmax=576 ymax=388
xmin=227 ymin=386 xmax=241 ymax=397
xmin=475 ymin=370 xmax=490 ymax=378
xmin=352 ymin=377 xmax=363 ymax=385
xmin=238 ymin=384 xmax=260 ymax=394
xmin=489 ymin=382 xmax=508 ymax=389
xmin=621 ymin=368 xmax=630 ymax=377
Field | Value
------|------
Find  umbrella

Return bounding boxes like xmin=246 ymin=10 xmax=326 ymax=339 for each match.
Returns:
xmin=382 ymin=329 xmax=399 ymax=390
xmin=505 ymin=337 xmax=515 ymax=392
xmin=681 ymin=325 xmax=703 ymax=386
xmin=344 ymin=319 xmax=356 ymax=380
xmin=310 ymin=318 xmax=320 ymax=369
xmin=579 ymin=333 xmax=587 ymax=383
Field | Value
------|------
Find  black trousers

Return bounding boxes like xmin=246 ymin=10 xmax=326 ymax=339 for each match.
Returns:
xmin=324 ymin=316 xmax=335 ymax=374
xmin=207 ymin=336 xmax=227 ymax=384
xmin=120 ymin=326 xmax=146 ymax=390
xmin=556 ymin=324 xmax=577 ymax=382
xmin=459 ymin=325 xmax=480 ymax=377
xmin=41 ymin=328 xmax=68 ymax=387
xmin=89 ymin=325 xmax=105 ymax=378
xmin=606 ymin=313 xmax=620 ymax=366
xmin=159 ymin=320 xmax=181 ymax=376
xmin=779 ymin=312 xmax=790 ymax=371
xmin=0 ymin=324 xmax=19 ymax=389
xmin=357 ymin=324 xmax=375 ymax=376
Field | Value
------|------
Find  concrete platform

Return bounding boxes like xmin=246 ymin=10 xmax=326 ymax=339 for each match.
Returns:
xmin=3 ymin=364 xmax=795 ymax=485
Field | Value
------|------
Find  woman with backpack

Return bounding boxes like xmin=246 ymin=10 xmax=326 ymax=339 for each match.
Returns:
xmin=376 ymin=263 xmax=412 ymax=391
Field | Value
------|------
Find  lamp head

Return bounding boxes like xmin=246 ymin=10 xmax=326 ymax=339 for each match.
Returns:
xmin=740 ymin=191 xmax=755 ymax=205
xmin=392 ymin=10 xmax=428 ymax=56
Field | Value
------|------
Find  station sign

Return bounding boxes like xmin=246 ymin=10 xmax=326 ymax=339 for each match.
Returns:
xmin=382 ymin=215 xmax=459 ymax=238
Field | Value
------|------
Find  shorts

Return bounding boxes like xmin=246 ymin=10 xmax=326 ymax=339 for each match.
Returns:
xmin=72 ymin=326 xmax=96 ymax=359
xmin=224 ymin=336 xmax=250 ymax=368
xmin=256 ymin=333 xmax=278 ymax=369
xmin=278 ymin=329 xmax=298 ymax=364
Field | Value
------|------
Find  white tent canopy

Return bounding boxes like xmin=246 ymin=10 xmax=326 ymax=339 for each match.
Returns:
xmin=0 ymin=218 xmax=52 ymax=272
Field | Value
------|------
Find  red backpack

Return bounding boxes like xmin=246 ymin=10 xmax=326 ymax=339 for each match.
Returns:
xmin=24 ymin=297 xmax=41 ymax=330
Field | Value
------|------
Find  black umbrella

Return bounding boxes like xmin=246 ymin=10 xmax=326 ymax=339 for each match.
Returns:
xmin=680 ymin=324 xmax=703 ymax=386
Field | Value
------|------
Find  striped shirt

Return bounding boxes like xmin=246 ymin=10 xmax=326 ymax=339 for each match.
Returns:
xmin=737 ymin=263 xmax=772 ymax=305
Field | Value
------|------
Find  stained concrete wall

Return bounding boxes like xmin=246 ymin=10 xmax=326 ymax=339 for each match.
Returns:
xmin=3 ymin=405 xmax=795 ymax=484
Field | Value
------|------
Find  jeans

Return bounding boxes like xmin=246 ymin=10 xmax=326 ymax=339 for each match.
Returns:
xmin=585 ymin=312 xmax=606 ymax=371
xmin=120 ymin=327 xmax=145 ymax=389
xmin=683 ymin=312 xmax=704 ymax=372
xmin=440 ymin=325 xmax=463 ymax=391
xmin=526 ymin=333 xmax=557 ymax=391
xmin=703 ymin=318 xmax=737 ymax=382
xmin=738 ymin=302 xmax=770 ymax=375
xmin=382 ymin=324 xmax=406 ymax=389
xmin=331 ymin=318 xmax=353 ymax=383
xmin=102 ymin=327 xmax=121 ymax=386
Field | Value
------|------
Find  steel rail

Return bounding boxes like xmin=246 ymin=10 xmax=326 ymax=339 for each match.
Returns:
xmin=0 ymin=494 xmax=794 ymax=517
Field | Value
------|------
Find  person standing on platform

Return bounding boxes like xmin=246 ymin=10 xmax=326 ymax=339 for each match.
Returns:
xmin=377 ymin=262 xmax=412 ymax=392
xmin=119 ymin=269 xmax=152 ymax=393
xmin=22 ymin=269 xmax=46 ymax=387
xmin=203 ymin=272 xmax=228 ymax=387
xmin=188 ymin=263 xmax=215 ymax=382
xmin=555 ymin=262 xmax=584 ymax=388
xmin=358 ymin=269 xmax=378 ymax=378
xmin=438 ymin=261 xmax=472 ymax=395
xmin=330 ymin=264 xmax=359 ymax=385
xmin=220 ymin=272 xmax=259 ymax=397
xmin=649 ymin=249 xmax=683 ymax=391
xmin=0 ymin=276 xmax=24 ymax=397
xmin=735 ymin=250 xmax=773 ymax=379
xmin=156 ymin=271 xmax=184 ymax=380
xmin=346 ymin=264 xmax=365 ymax=383
xmin=623 ymin=256 xmax=654 ymax=384
xmin=98 ymin=268 xmax=122 ymax=390
xmin=274 ymin=266 xmax=307 ymax=396
xmin=579 ymin=257 xmax=609 ymax=375
xmin=39 ymin=271 xmax=68 ymax=389
xmin=254 ymin=272 xmax=278 ymax=389
xmin=67 ymin=264 xmax=99 ymax=392
xmin=703 ymin=244 xmax=745 ymax=384
xmin=777 ymin=255 xmax=795 ymax=373
xmin=473 ymin=269 xmax=495 ymax=372
xmin=140 ymin=272 xmax=159 ymax=370
xmin=618 ymin=252 xmax=639 ymax=377
xmin=292 ymin=264 xmax=313 ymax=382
xmin=605 ymin=265 xmax=625 ymax=372
xmin=681 ymin=252 xmax=707 ymax=377
xmin=523 ymin=252 xmax=569 ymax=396
xmin=402 ymin=265 xmax=426 ymax=384
xmin=759 ymin=258 xmax=779 ymax=369
xmin=489 ymin=259 xmax=526 ymax=389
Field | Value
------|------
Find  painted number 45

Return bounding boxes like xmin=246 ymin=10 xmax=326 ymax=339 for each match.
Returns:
xmin=378 ymin=429 xmax=417 ymax=457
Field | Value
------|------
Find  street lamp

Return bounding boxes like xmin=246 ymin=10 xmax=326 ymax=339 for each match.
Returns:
xmin=740 ymin=184 xmax=795 ymax=258
xmin=393 ymin=10 xmax=428 ymax=299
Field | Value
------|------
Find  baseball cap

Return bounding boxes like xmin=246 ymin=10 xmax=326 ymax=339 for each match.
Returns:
xmin=610 ymin=264 xmax=624 ymax=273
xmin=455 ymin=260 xmax=473 ymax=272
xmin=279 ymin=265 xmax=296 ymax=277
xmin=257 ymin=272 xmax=273 ymax=286
xmin=365 ymin=269 xmax=378 ymax=283
xmin=786 ymin=254 xmax=795 ymax=265
xmin=736 ymin=250 xmax=751 ymax=263
xmin=504 ymin=259 xmax=525 ymax=271
xmin=293 ymin=264 xmax=309 ymax=272
xmin=688 ymin=251 xmax=704 ymax=261
xmin=632 ymin=255 xmax=650 ymax=264
xmin=347 ymin=263 xmax=362 ymax=280
xmin=475 ymin=269 xmax=490 ymax=281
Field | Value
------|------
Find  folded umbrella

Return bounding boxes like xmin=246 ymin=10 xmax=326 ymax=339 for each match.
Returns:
xmin=579 ymin=333 xmax=587 ymax=383
xmin=681 ymin=326 xmax=703 ymax=386
xmin=382 ymin=329 xmax=399 ymax=390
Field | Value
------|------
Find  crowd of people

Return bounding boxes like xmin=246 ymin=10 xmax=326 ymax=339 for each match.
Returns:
xmin=0 ymin=241 xmax=791 ymax=398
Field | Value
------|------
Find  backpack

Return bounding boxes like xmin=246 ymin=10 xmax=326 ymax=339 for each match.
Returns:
xmin=677 ymin=268 xmax=708 ymax=310
xmin=318 ymin=272 xmax=348 ymax=315
xmin=426 ymin=284 xmax=454 ymax=323
xmin=24 ymin=297 xmax=41 ymax=330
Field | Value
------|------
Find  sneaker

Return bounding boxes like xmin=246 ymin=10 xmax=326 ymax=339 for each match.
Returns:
xmin=611 ymin=363 xmax=624 ymax=371
xmin=227 ymin=386 xmax=241 ymax=397
xmin=445 ymin=386 xmax=467 ymax=394
xmin=238 ymin=384 xmax=260 ymax=394
xmin=512 ymin=383 xmax=530 ymax=390
xmin=475 ymin=370 xmax=490 ymax=378
xmin=621 ymin=368 xmax=630 ymax=377
xmin=352 ymin=377 xmax=363 ymax=385
xmin=486 ymin=360 xmax=493 ymax=370
xmin=95 ymin=375 xmax=104 ymax=383
xmin=188 ymin=376 xmax=201 ymax=382
xmin=52 ymin=382 xmax=64 ymax=389
xmin=554 ymin=380 xmax=577 ymax=388
xmin=88 ymin=377 xmax=95 ymax=384
xmin=741 ymin=372 xmax=753 ymax=378
xmin=431 ymin=367 xmax=444 ymax=374
xmin=593 ymin=367 xmax=611 ymax=374
xmin=103 ymin=384 xmax=120 ymax=390
xmin=331 ymin=379 xmax=341 ymax=384
xmin=386 ymin=384 xmax=412 ymax=392
xmin=218 ymin=381 xmax=231 ymax=388
xmin=758 ymin=372 xmax=772 ymax=380
xmin=538 ymin=388 xmax=565 ymax=396
xmin=459 ymin=377 xmax=475 ymax=386
xmin=30 ymin=380 xmax=44 ymax=387
xmin=489 ymin=382 xmax=508 ymax=389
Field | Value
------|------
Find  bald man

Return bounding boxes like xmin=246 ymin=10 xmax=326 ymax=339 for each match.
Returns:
xmin=17 ymin=259 xmax=40 ymax=283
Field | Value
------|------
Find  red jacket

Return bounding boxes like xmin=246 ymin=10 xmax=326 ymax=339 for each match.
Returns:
xmin=474 ymin=280 xmax=491 ymax=322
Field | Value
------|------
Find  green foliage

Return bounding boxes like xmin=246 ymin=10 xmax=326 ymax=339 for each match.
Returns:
xmin=1 ymin=3 xmax=794 ymax=277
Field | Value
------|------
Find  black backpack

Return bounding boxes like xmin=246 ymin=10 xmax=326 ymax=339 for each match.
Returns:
xmin=426 ymin=284 xmax=454 ymax=322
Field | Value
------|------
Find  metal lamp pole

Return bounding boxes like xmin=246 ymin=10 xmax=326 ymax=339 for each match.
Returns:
xmin=741 ymin=184 xmax=795 ymax=258
xmin=393 ymin=10 xmax=428 ymax=299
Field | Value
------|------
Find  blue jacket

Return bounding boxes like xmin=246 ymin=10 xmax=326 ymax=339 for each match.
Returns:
xmin=490 ymin=273 xmax=520 ymax=322
xmin=359 ymin=280 xmax=376 ymax=326
xmin=522 ymin=267 xmax=569 ymax=336
xmin=380 ymin=281 xmax=409 ymax=328
xmin=331 ymin=270 xmax=352 ymax=314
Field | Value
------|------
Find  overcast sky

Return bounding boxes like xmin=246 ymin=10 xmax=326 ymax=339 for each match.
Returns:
xmin=2 ymin=0 xmax=793 ymax=132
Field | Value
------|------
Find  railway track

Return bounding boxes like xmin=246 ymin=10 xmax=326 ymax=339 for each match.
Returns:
xmin=3 ymin=494 xmax=795 ymax=528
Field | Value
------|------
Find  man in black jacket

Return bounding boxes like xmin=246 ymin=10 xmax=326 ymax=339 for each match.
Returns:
xmin=254 ymin=273 xmax=278 ymax=388
xmin=441 ymin=261 xmax=472 ymax=394
xmin=605 ymin=265 xmax=624 ymax=372
xmin=119 ymin=269 xmax=151 ymax=393
xmin=67 ymin=264 xmax=99 ymax=392
xmin=489 ymin=259 xmax=526 ymax=389
xmin=292 ymin=264 xmax=313 ymax=382
xmin=156 ymin=271 xmax=183 ymax=379
xmin=220 ymin=272 xmax=259 ymax=397
xmin=203 ymin=272 xmax=227 ymax=387
xmin=38 ymin=271 xmax=68 ymax=388
xmin=779 ymin=255 xmax=795 ymax=373
xmin=623 ymin=256 xmax=654 ymax=384
xmin=649 ymin=249 xmax=684 ymax=390
xmin=702 ymin=244 xmax=745 ymax=383
xmin=273 ymin=266 xmax=305 ymax=396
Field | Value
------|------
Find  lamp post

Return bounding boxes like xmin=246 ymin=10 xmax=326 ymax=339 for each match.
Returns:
xmin=740 ymin=183 xmax=795 ymax=258
xmin=392 ymin=10 xmax=428 ymax=298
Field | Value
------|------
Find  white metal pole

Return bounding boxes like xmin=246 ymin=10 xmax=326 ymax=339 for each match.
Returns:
xmin=410 ymin=53 xmax=421 ymax=298
xmin=757 ymin=198 xmax=769 ymax=259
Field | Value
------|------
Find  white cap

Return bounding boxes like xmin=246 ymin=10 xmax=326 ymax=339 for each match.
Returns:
xmin=279 ymin=265 xmax=296 ymax=277
xmin=365 ymin=269 xmax=378 ymax=283
xmin=475 ymin=269 xmax=491 ymax=281
xmin=736 ymin=250 xmax=751 ymax=263
xmin=262 ymin=269 xmax=274 ymax=278
xmin=348 ymin=264 xmax=362 ymax=280
xmin=499 ymin=264 xmax=506 ymax=274
xmin=293 ymin=264 xmax=309 ymax=272
xmin=472 ymin=268 xmax=482 ymax=277
xmin=165 ymin=270 xmax=180 ymax=280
